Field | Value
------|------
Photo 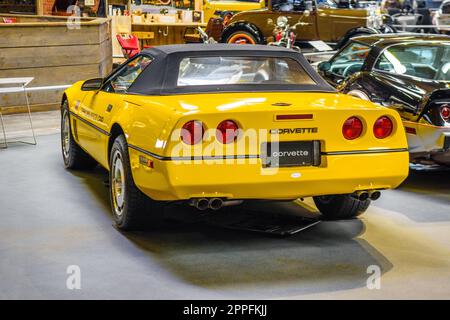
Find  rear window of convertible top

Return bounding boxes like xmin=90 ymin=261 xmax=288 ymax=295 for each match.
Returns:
xmin=177 ymin=56 xmax=316 ymax=87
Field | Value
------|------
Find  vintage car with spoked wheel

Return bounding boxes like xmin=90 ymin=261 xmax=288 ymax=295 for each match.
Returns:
xmin=318 ymin=33 xmax=450 ymax=166
xmin=61 ymin=44 xmax=409 ymax=231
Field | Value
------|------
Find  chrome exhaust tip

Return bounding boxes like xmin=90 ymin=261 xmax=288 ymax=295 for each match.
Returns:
xmin=369 ymin=190 xmax=381 ymax=201
xmin=354 ymin=191 xmax=369 ymax=201
xmin=190 ymin=198 xmax=209 ymax=211
xmin=209 ymin=198 xmax=223 ymax=210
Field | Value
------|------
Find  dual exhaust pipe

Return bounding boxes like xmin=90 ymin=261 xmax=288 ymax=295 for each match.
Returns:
xmin=190 ymin=191 xmax=380 ymax=211
xmin=353 ymin=190 xmax=381 ymax=201
xmin=189 ymin=198 xmax=243 ymax=211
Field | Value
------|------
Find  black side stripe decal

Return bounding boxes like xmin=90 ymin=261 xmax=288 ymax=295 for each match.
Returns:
xmin=129 ymin=145 xmax=408 ymax=161
xmin=128 ymin=144 xmax=166 ymax=160
xmin=128 ymin=143 xmax=260 ymax=161
xmin=322 ymin=148 xmax=408 ymax=155
xmin=69 ymin=111 xmax=111 ymax=136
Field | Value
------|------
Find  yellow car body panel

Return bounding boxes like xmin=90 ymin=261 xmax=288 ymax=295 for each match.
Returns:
xmin=63 ymin=87 xmax=409 ymax=201
xmin=203 ymin=0 xmax=266 ymax=22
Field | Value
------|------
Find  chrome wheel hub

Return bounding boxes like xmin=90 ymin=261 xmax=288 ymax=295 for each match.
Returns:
xmin=111 ymin=151 xmax=126 ymax=216
xmin=62 ymin=111 xmax=70 ymax=159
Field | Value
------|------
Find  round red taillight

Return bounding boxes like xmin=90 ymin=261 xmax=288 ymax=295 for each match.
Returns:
xmin=181 ymin=120 xmax=204 ymax=145
xmin=216 ymin=120 xmax=239 ymax=144
xmin=440 ymin=105 xmax=450 ymax=121
xmin=373 ymin=116 xmax=393 ymax=139
xmin=342 ymin=117 xmax=363 ymax=140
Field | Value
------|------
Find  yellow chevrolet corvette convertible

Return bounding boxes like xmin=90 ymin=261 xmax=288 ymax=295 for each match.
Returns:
xmin=61 ymin=44 xmax=409 ymax=230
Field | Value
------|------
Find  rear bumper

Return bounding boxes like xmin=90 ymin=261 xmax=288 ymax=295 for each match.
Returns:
xmin=406 ymin=124 xmax=450 ymax=165
xmin=129 ymin=148 xmax=409 ymax=201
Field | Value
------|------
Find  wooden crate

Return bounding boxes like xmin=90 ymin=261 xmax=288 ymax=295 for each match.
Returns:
xmin=0 ymin=14 xmax=112 ymax=112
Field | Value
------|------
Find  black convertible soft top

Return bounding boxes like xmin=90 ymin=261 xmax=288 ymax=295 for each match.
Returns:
xmin=126 ymin=44 xmax=335 ymax=95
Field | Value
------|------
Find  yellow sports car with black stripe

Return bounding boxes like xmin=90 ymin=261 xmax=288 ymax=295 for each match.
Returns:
xmin=61 ymin=44 xmax=409 ymax=230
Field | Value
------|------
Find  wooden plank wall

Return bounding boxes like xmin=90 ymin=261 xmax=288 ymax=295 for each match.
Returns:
xmin=0 ymin=17 xmax=112 ymax=112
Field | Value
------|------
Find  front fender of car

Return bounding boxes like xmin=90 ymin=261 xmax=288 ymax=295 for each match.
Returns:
xmin=62 ymin=81 xmax=85 ymax=111
xmin=341 ymin=72 xmax=402 ymax=106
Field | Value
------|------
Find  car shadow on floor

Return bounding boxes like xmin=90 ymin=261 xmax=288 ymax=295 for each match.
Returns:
xmin=401 ymin=167 xmax=450 ymax=197
xmin=377 ymin=166 xmax=450 ymax=223
xmin=69 ymin=166 xmax=393 ymax=296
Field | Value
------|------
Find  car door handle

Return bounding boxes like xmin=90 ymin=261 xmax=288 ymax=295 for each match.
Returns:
xmin=106 ymin=104 xmax=113 ymax=112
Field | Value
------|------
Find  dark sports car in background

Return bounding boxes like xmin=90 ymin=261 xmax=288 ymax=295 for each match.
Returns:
xmin=318 ymin=33 xmax=450 ymax=166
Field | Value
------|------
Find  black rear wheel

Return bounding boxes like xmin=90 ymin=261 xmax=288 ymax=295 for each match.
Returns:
xmin=109 ymin=134 xmax=164 ymax=230
xmin=226 ymin=30 xmax=257 ymax=44
xmin=313 ymin=194 xmax=370 ymax=220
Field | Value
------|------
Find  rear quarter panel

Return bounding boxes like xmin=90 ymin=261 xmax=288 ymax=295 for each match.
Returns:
xmin=114 ymin=94 xmax=182 ymax=158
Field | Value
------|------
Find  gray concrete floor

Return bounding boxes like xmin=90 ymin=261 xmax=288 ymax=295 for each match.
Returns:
xmin=0 ymin=111 xmax=60 ymax=143
xmin=0 ymin=112 xmax=449 ymax=299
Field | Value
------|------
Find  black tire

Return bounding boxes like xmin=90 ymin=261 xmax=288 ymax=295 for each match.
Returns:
xmin=313 ymin=194 xmax=370 ymax=220
xmin=61 ymin=101 xmax=97 ymax=170
xmin=225 ymin=30 xmax=258 ymax=44
xmin=109 ymin=134 xmax=163 ymax=231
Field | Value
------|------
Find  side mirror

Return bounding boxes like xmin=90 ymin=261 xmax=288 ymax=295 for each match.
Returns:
xmin=81 ymin=78 xmax=103 ymax=91
xmin=305 ymin=1 xmax=313 ymax=11
xmin=318 ymin=61 xmax=331 ymax=73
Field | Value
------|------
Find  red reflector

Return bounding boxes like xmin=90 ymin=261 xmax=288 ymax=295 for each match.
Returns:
xmin=342 ymin=117 xmax=363 ymax=140
xmin=139 ymin=156 xmax=154 ymax=168
xmin=276 ymin=114 xmax=313 ymax=120
xmin=373 ymin=116 xmax=393 ymax=139
xmin=405 ymin=127 xmax=416 ymax=135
